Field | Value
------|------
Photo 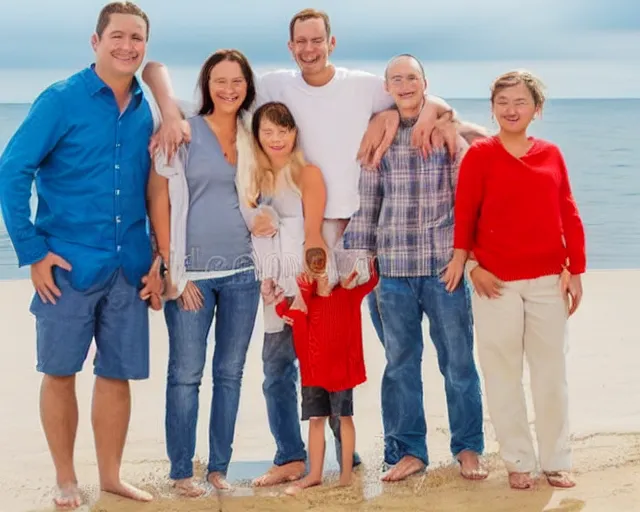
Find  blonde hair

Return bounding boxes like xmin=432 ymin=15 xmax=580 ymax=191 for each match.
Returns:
xmin=491 ymin=70 xmax=546 ymax=108
xmin=247 ymin=102 xmax=306 ymax=207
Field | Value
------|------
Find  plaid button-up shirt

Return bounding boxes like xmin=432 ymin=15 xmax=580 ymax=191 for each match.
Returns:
xmin=344 ymin=116 xmax=467 ymax=277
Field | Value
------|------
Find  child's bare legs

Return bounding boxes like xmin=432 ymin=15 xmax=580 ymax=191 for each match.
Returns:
xmin=285 ymin=417 xmax=326 ymax=495
xmin=338 ymin=416 xmax=355 ymax=486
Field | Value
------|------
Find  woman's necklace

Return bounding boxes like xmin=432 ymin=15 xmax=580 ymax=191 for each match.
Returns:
xmin=204 ymin=116 xmax=237 ymax=165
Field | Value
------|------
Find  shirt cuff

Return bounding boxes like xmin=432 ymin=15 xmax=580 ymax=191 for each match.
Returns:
xmin=16 ymin=236 xmax=49 ymax=267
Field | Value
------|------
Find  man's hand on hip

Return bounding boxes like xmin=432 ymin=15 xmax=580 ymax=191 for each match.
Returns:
xmin=31 ymin=252 xmax=72 ymax=304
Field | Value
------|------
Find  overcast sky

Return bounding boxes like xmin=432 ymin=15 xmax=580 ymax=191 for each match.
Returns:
xmin=1 ymin=0 xmax=638 ymax=65
xmin=0 ymin=0 xmax=638 ymax=99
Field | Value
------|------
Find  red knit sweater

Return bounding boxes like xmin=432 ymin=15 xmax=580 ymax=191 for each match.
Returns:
xmin=275 ymin=269 xmax=379 ymax=393
xmin=454 ymin=136 xmax=586 ymax=281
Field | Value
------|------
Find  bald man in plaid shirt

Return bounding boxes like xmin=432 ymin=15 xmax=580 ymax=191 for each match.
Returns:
xmin=343 ymin=54 xmax=486 ymax=483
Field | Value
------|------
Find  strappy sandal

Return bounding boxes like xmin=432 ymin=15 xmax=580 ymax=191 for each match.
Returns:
xmin=508 ymin=472 xmax=535 ymax=490
xmin=544 ymin=471 xmax=576 ymax=488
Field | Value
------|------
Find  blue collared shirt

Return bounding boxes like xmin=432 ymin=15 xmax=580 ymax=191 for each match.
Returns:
xmin=0 ymin=65 xmax=153 ymax=290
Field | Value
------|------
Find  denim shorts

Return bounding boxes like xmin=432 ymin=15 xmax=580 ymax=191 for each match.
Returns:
xmin=301 ymin=386 xmax=353 ymax=420
xmin=29 ymin=267 xmax=149 ymax=379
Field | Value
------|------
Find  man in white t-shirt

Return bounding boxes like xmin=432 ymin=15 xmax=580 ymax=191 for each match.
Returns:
xmin=143 ymin=8 xmax=472 ymax=488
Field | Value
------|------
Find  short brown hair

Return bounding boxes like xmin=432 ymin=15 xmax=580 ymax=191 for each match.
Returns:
xmin=491 ymin=70 xmax=546 ymax=108
xmin=289 ymin=8 xmax=331 ymax=40
xmin=96 ymin=1 xmax=150 ymax=41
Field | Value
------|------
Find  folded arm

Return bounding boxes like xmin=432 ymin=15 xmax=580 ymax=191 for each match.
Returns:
xmin=0 ymin=89 xmax=67 ymax=266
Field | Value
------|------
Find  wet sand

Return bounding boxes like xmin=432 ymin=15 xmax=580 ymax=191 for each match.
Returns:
xmin=1 ymin=270 xmax=639 ymax=512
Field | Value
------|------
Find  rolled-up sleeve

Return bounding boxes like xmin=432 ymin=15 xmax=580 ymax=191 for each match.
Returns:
xmin=0 ymin=88 xmax=67 ymax=266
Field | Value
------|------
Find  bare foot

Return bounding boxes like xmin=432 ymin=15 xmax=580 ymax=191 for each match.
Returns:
xmin=173 ymin=477 xmax=206 ymax=498
xmin=54 ymin=482 xmax=82 ymax=510
xmin=252 ymin=461 xmax=306 ymax=487
xmin=545 ymin=471 xmax=576 ymax=488
xmin=457 ymin=450 xmax=489 ymax=480
xmin=381 ymin=455 xmax=425 ymax=482
xmin=284 ymin=474 xmax=322 ymax=496
xmin=207 ymin=472 xmax=233 ymax=491
xmin=101 ymin=480 xmax=153 ymax=502
xmin=509 ymin=472 xmax=535 ymax=490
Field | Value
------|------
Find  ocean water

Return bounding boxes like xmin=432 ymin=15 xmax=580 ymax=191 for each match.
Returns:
xmin=0 ymin=97 xmax=638 ymax=281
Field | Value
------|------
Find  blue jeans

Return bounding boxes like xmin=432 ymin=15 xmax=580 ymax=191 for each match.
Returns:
xmin=374 ymin=275 xmax=484 ymax=466
xmin=262 ymin=326 xmax=362 ymax=468
xmin=164 ymin=269 xmax=260 ymax=479
xmin=367 ymin=291 xmax=384 ymax=343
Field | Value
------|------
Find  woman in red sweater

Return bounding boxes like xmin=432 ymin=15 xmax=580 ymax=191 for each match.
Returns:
xmin=452 ymin=70 xmax=586 ymax=490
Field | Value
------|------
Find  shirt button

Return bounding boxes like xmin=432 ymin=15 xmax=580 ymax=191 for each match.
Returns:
xmin=117 ymin=245 xmax=122 ymax=252
xmin=115 ymin=189 xmax=120 ymax=196
xmin=114 ymin=164 xmax=120 ymax=169
xmin=116 ymin=216 xmax=121 ymax=223
xmin=116 ymin=143 xmax=121 ymax=148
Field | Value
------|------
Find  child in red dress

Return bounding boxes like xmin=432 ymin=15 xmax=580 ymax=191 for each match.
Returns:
xmin=275 ymin=256 xmax=379 ymax=494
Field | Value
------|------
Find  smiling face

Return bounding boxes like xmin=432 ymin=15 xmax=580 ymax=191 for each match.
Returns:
xmin=385 ymin=56 xmax=426 ymax=116
xmin=491 ymin=81 xmax=539 ymax=135
xmin=208 ymin=60 xmax=248 ymax=116
xmin=288 ymin=17 xmax=335 ymax=76
xmin=91 ymin=13 xmax=147 ymax=78
xmin=257 ymin=117 xmax=297 ymax=162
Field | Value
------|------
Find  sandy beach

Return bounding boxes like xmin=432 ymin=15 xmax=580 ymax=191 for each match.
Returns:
xmin=0 ymin=270 xmax=638 ymax=512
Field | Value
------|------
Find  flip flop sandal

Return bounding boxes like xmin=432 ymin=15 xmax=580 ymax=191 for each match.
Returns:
xmin=544 ymin=471 xmax=576 ymax=488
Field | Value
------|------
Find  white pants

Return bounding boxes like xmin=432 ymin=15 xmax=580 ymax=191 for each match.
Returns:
xmin=471 ymin=274 xmax=571 ymax=473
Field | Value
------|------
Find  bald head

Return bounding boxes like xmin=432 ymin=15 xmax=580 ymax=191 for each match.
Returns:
xmin=384 ymin=54 xmax=425 ymax=81
xmin=384 ymin=54 xmax=427 ymax=118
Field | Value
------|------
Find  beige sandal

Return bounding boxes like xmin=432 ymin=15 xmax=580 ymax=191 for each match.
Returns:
xmin=508 ymin=472 xmax=534 ymax=490
xmin=545 ymin=471 xmax=576 ymax=488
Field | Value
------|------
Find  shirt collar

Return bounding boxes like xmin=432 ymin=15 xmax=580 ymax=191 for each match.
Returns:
xmin=82 ymin=63 xmax=144 ymax=106
xmin=399 ymin=115 xmax=419 ymax=128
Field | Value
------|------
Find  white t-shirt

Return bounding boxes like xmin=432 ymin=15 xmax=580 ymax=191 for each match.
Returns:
xmin=256 ymin=67 xmax=394 ymax=219
xmin=173 ymin=66 xmax=393 ymax=219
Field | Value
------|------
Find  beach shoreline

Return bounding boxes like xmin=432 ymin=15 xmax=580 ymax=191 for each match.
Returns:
xmin=1 ymin=270 xmax=639 ymax=511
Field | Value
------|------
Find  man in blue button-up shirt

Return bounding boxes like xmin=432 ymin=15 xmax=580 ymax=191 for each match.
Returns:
xmin=0 ymin=2 xmax=158 ymax=508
